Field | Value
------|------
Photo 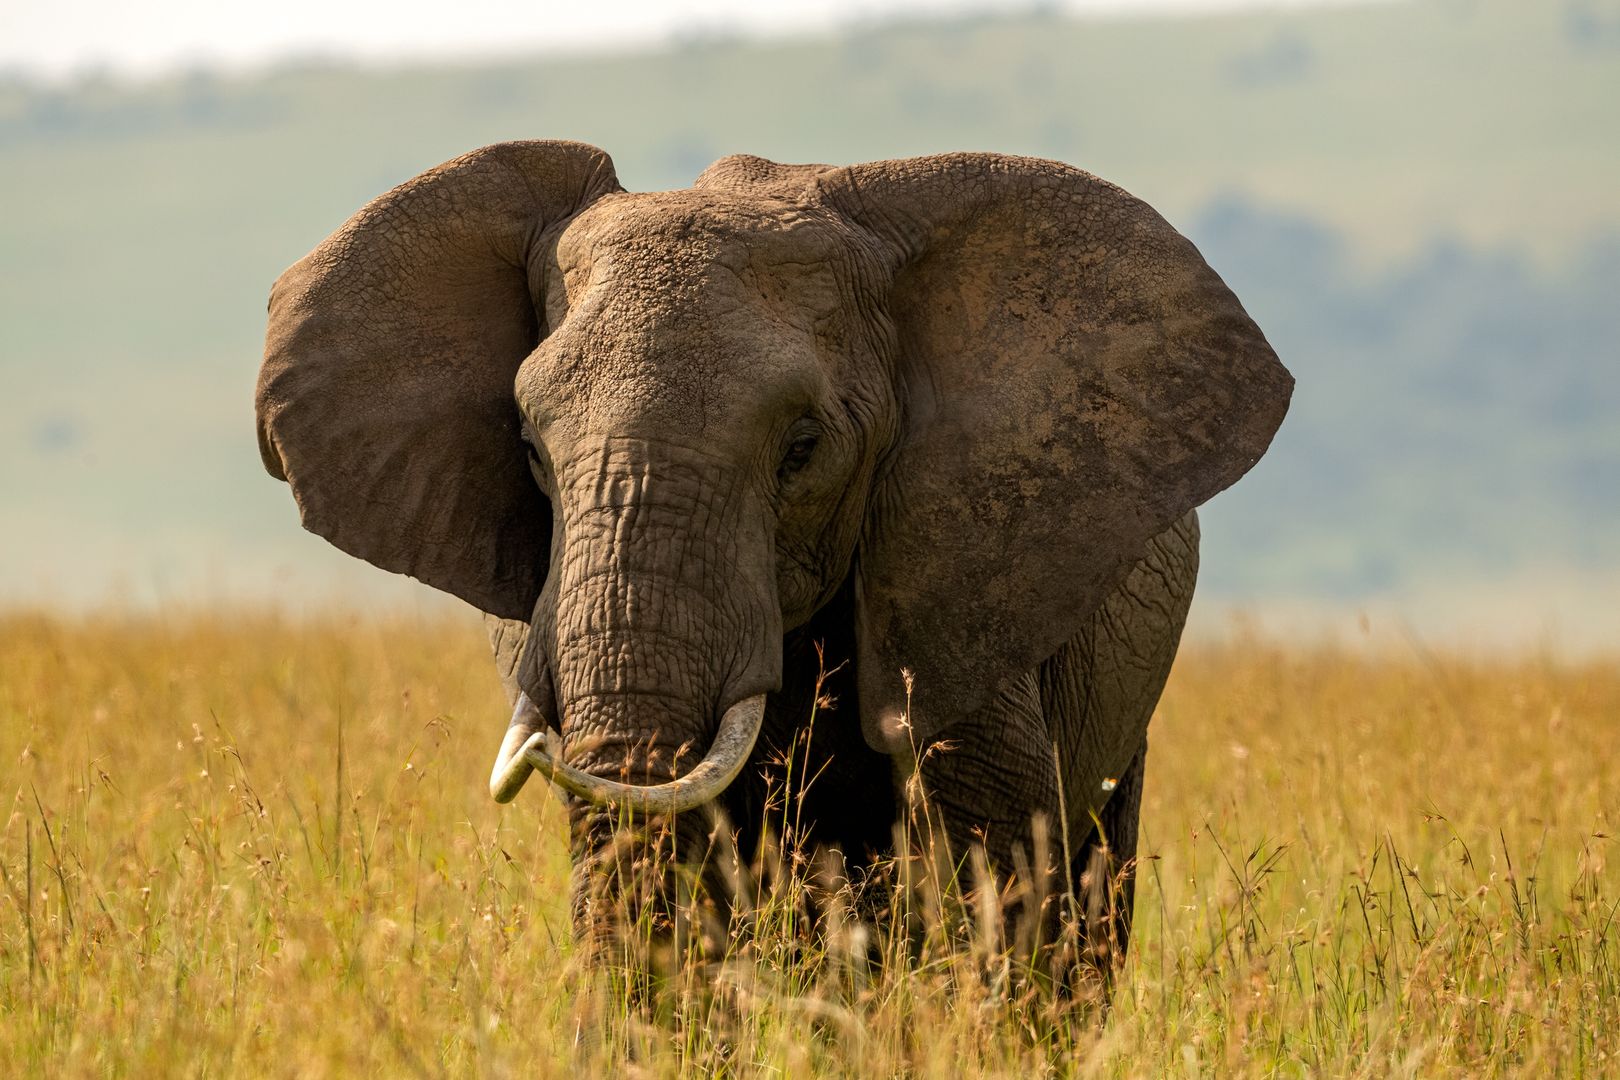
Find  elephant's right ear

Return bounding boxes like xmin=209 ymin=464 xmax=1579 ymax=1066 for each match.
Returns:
xmin=256 ymin=141 xmax=621 ymax=619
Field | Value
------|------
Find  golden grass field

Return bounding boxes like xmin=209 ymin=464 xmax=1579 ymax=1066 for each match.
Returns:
xmin=0 ymin=612 xmax=1615 ymax=1076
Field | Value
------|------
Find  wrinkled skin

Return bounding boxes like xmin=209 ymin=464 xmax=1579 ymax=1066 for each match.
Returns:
xmin=257 ymin=142 xmax=1291 ymax=973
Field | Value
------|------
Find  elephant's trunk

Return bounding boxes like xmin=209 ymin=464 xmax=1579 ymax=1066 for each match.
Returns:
xmin=497 ymin=439 xmax=781 ymax=811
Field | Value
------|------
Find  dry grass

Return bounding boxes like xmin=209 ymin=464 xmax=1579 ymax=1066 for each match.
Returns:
xmin=0 ymin=610 xmax=1615 ymax=1076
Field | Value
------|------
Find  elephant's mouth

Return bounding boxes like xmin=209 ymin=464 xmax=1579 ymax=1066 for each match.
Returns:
xmin=488 ymin=692 xmax=768 ymax=815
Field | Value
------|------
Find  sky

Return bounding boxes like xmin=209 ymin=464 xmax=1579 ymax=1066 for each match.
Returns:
xmin=5 ymin=0 xmax=1373 ymax=80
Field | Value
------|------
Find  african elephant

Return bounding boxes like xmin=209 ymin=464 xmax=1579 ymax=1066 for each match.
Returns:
xmin=256 ymin=141 xmax=1291 ymax=971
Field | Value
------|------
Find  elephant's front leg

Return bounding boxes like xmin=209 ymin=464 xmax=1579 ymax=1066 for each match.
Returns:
xmin=903 ymin=672 xmax=1071 ymax=964
xmin=903 ymin=513 xmax=1199 ymax=984
xmin=1038 ymin=510 xmax=1200 ymax=974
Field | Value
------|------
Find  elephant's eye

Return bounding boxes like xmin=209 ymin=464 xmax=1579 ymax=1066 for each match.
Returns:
xmin=778 ymin=433 xmax=818 ymax=480
xmin=522 ymin=432 xmax=549 ymax=486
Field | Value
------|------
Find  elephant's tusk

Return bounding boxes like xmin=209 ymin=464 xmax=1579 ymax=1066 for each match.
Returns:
xmin=489 ymin=692 xmax=767 ymax=815
xmin=489 ymin=698 xmax=545 ymax=804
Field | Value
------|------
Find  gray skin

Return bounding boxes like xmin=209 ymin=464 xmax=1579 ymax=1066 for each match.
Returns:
xmin=256 ymin=142 xmax=1291 ymax=968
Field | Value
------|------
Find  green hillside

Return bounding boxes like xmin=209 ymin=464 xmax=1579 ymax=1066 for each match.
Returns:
xmin=1 ymin=0 xmax=1616 ymax=641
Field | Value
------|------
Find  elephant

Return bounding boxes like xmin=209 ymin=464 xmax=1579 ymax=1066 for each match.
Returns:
xmin=255 ymin=141 xmax=1291 ymax=976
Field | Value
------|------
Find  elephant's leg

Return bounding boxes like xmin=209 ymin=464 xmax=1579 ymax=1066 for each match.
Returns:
xmin=906 ymin=682 xmax=1149 ymax=989
xmin=1038 ymin=510 xmax=1198 ymax=978
xmin=906 ymin=672 xmax=1069 ymax=958
xmin=1071 ymin=741 xmax=1145 ymax=980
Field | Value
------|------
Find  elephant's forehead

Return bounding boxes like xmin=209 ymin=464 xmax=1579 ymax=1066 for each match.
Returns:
xmin=527 ymin=279 xmax=827 ymax=431
xmin=557 ymin=190 xmax=853 ymax=308
xmin=524 ymin=192 xmax=870 ymax=440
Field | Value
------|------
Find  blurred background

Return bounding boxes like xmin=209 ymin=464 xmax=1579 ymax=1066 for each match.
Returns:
xmin=2 ymin=0 xmax=1616 ymax=650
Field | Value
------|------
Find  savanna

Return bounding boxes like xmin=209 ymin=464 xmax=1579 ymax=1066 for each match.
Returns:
xmin=2 ymin=612 xmax=1613 ymax=1076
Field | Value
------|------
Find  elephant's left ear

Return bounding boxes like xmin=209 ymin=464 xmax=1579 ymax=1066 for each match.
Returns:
xmin=815 ymin=153 xmax=1293 ymax=750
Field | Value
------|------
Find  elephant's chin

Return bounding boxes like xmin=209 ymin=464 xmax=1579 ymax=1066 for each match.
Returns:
xmin=489 ymin=693 xmax=769 ymax=814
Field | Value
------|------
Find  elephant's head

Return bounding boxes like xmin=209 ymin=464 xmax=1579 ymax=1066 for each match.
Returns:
xmin=256 ymin=141 xmax=1290 ymax=818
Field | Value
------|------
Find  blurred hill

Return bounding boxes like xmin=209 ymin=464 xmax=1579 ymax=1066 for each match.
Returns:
xmin=1 ymin=0 xmax=1616 ymax=644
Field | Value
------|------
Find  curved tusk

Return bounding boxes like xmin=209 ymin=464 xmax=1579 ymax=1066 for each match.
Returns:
xmin=489 ymin=692 xmax=768 ymax=815
xmin=489 ymin=695 xmax=545 ymax=803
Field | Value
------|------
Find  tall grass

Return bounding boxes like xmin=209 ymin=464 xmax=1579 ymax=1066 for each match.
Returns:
xmin=0 ymin=611 xmax=1614 ymax=1075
